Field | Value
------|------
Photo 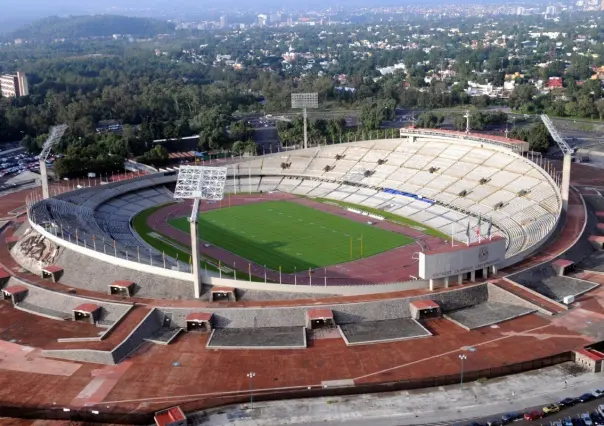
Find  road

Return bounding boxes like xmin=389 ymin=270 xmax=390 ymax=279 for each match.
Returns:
xmin=284 ymin=396 xmax=604 ymax=426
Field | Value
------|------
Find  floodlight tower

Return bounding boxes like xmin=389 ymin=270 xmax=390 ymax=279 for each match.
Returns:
xmin=540 ymin=114 xmax=572 ymax=212
xmin=291 ymin=93 xmax=318 ymax=149
xmin=39 ymin=124 xmax=68 ymax=199
xmin=173 ymin=165 xmax=227 ymax=298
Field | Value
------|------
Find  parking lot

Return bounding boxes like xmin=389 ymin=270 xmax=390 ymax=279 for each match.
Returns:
xmin=461 ymin=390 xmax=604 ymax=426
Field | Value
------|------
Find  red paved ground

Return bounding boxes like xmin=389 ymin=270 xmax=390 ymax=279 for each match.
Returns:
xmin=0 ymin=161 xmax=598 ymax=419
xmin=147 ymin=193 xmax=448 ymax=285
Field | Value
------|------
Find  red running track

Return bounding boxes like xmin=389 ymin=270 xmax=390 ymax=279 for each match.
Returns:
xmin=146 ymin=193 xmax=449 ymax=285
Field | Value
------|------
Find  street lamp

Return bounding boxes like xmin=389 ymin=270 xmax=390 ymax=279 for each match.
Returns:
xmin=459 ymin=354 xmax=467 ymax=389
xmin=247 ymin=371 xmax=256 ymax=409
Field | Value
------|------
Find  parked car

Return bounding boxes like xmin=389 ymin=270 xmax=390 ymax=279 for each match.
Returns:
xmin=501 ymin=413 xmax=522 ymax=424
xmin=591 ymin=411 xmax=604 ymax=426
xmin=550 ymin=421 xmax=562 ymax=426
xmin=486 ymin=420 xmax=502 ymax=426
xmin=599 ymin=405 xmax=604 ymax=417
xmin=543 ymin=404 xmax=561 ymax=414
xmin=559 ymin=398 xmax=577 ymax=407
xmin=562 ymin=417 xmax=573 ymax=426
xmin=582 ymin=412 xmax=594 ymax=426
xmin=594 ymin=390 xmax=604 ymax=398
xmin=524 ymin=411 xmax=545 ymax=421
xmin=578 ymin=393 xmax=597 ymax=403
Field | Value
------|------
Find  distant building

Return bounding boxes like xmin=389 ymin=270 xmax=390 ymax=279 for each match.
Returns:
xmin=220 ymin=16 xmax=227 ymax=28
xmin=545 ymin=5 xmax=558 ymax=15
xmin=257 ymin=14 xmax=267 ymax=27
xmin=270 ymin=13 xmax=282 ymax=23
xmin=546 ymin=76 xmax=564 ymax=90
xmin=0 ymin=72 xmax=28 ymax=98
xmin=517 ymin=6 xmax=526 ymax=14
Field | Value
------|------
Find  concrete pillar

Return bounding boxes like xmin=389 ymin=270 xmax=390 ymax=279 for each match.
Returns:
xmin=492 ymin=265 xmax=498 ymax=275
xmin=561 ymin=154 xmax=572 ymax=212
xmin=40 ymin=160 xmax=50 ymax=199
xmin=444 ymin=276 xmax=449 ymax=288
xmin=470 ymin=270 xmax=476 ymax=282
xmin=189 ymin=219 xmax=201 ymax=299
xmin=410 ymin=135 xmax=415 ymax=143
xmin=482 ymin=267 xmax=488 ymax=279
xmin=458 ymin=274 xmax=463 ymax=284
xmin=429 ymin=279 xmax=435 ymax=291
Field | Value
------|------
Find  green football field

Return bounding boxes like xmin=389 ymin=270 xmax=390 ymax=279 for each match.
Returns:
xmin=168 ymin=201 xmax=413 ymax=273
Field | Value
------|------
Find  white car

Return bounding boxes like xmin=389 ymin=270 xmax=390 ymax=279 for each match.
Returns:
xmin=582 ymin=413 xmax=594 ymax=426
xmin=594 ymin=389 xmax=604 ymax=398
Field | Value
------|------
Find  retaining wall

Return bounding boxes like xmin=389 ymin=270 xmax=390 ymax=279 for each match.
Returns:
xmin=42 ymin=308 xmax=164 ymax=365
xmin=161 ymin=283 xmax=488 ymax=328
xmin=486 ymin=282 xmax=550 ymax=315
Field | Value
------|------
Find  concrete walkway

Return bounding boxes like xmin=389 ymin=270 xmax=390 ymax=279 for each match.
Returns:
xmin=198 ymin=364 xmax=604 ymax=426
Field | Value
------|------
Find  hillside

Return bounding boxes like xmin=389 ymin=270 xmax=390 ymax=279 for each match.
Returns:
xmin=7 ymin=15 xmax=175 ymax=41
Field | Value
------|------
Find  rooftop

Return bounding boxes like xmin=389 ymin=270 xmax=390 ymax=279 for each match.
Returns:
xmin=111 ymin=280 xmax=135 ymax=288
xmin=154 ymin=406 xmax=186 ymax=426
xmin=0 ymin=268 xmax=10 ymax=280
xmin=1 ymin=285 xmax=27 ymax=295
xmin=410 ymin=299 xmax=440 ymax=310
xmin=73 ymin=303 xmax=101 ymax=314
xmin=43 ymin=265 xmax=63 ymax=273
xmin=186 ymin=312 xmax=213 ymax=322
xmin=307 ymin=308 xmax=334 ymax=320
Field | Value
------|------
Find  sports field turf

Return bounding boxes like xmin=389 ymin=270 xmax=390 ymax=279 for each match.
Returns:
xmin=168 ymin=201 xmax=413 ymax=273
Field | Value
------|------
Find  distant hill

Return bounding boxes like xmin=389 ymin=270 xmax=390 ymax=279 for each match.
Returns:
xmin=7 ymin=15 xmax=175 ymax=41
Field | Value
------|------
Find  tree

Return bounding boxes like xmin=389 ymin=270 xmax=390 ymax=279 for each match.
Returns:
xmin=229 ymin=120 xmax=253 ymax=142
xmin=596 ymin=99 xmax=604 ymax=120
xmin=359 ymin=99 xmax=396 ymax=130
xmin=416 ymin=112 xmax=443 ymax=129
xmin=136 ymin=145 xmax=169 ymax=167
xmin=527 ymin=123 xmax=552 ymax=153
xmin=509 ymin=85 xmax=537 ymax=111
xmin=20 ymin=135 xmax=39 ymax=154
xmin=232 ymin=140 xmax=246 ymax=155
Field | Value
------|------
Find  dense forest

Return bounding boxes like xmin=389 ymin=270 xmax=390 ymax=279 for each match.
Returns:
xmin=3 ymin=13 xmax=604 ymax=176
xmin=5 ymin=15 xmax=175 ymax=42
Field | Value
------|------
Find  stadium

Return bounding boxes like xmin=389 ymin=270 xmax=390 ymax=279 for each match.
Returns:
xmin=1 ymin=126 xmax=604 ymax=424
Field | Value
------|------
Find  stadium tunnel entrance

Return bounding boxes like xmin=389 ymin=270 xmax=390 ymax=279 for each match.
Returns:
xmin=210 ymin=287 xmax=236 ymax=302
xmin=306 ymin=309 xmax=335 ymax=329
xmin=185 ymin=313 xmax=213 ymax=333
xmin=410 ymin=300 xmax=441 ymax=320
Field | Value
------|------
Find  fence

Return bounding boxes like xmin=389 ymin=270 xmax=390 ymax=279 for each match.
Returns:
xmin=0 ymin=352 xmax=571 ymax=424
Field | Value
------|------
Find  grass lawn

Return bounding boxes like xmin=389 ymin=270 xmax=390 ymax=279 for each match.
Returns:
xmin=132 ymin=204 xmax=244 ymax=279
xmin=168 ymin=201 xmax=412 ymax=273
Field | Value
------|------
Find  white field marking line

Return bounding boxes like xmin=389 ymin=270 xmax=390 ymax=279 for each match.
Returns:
xmin=352 ymin=324 xmax=552 ymax=381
